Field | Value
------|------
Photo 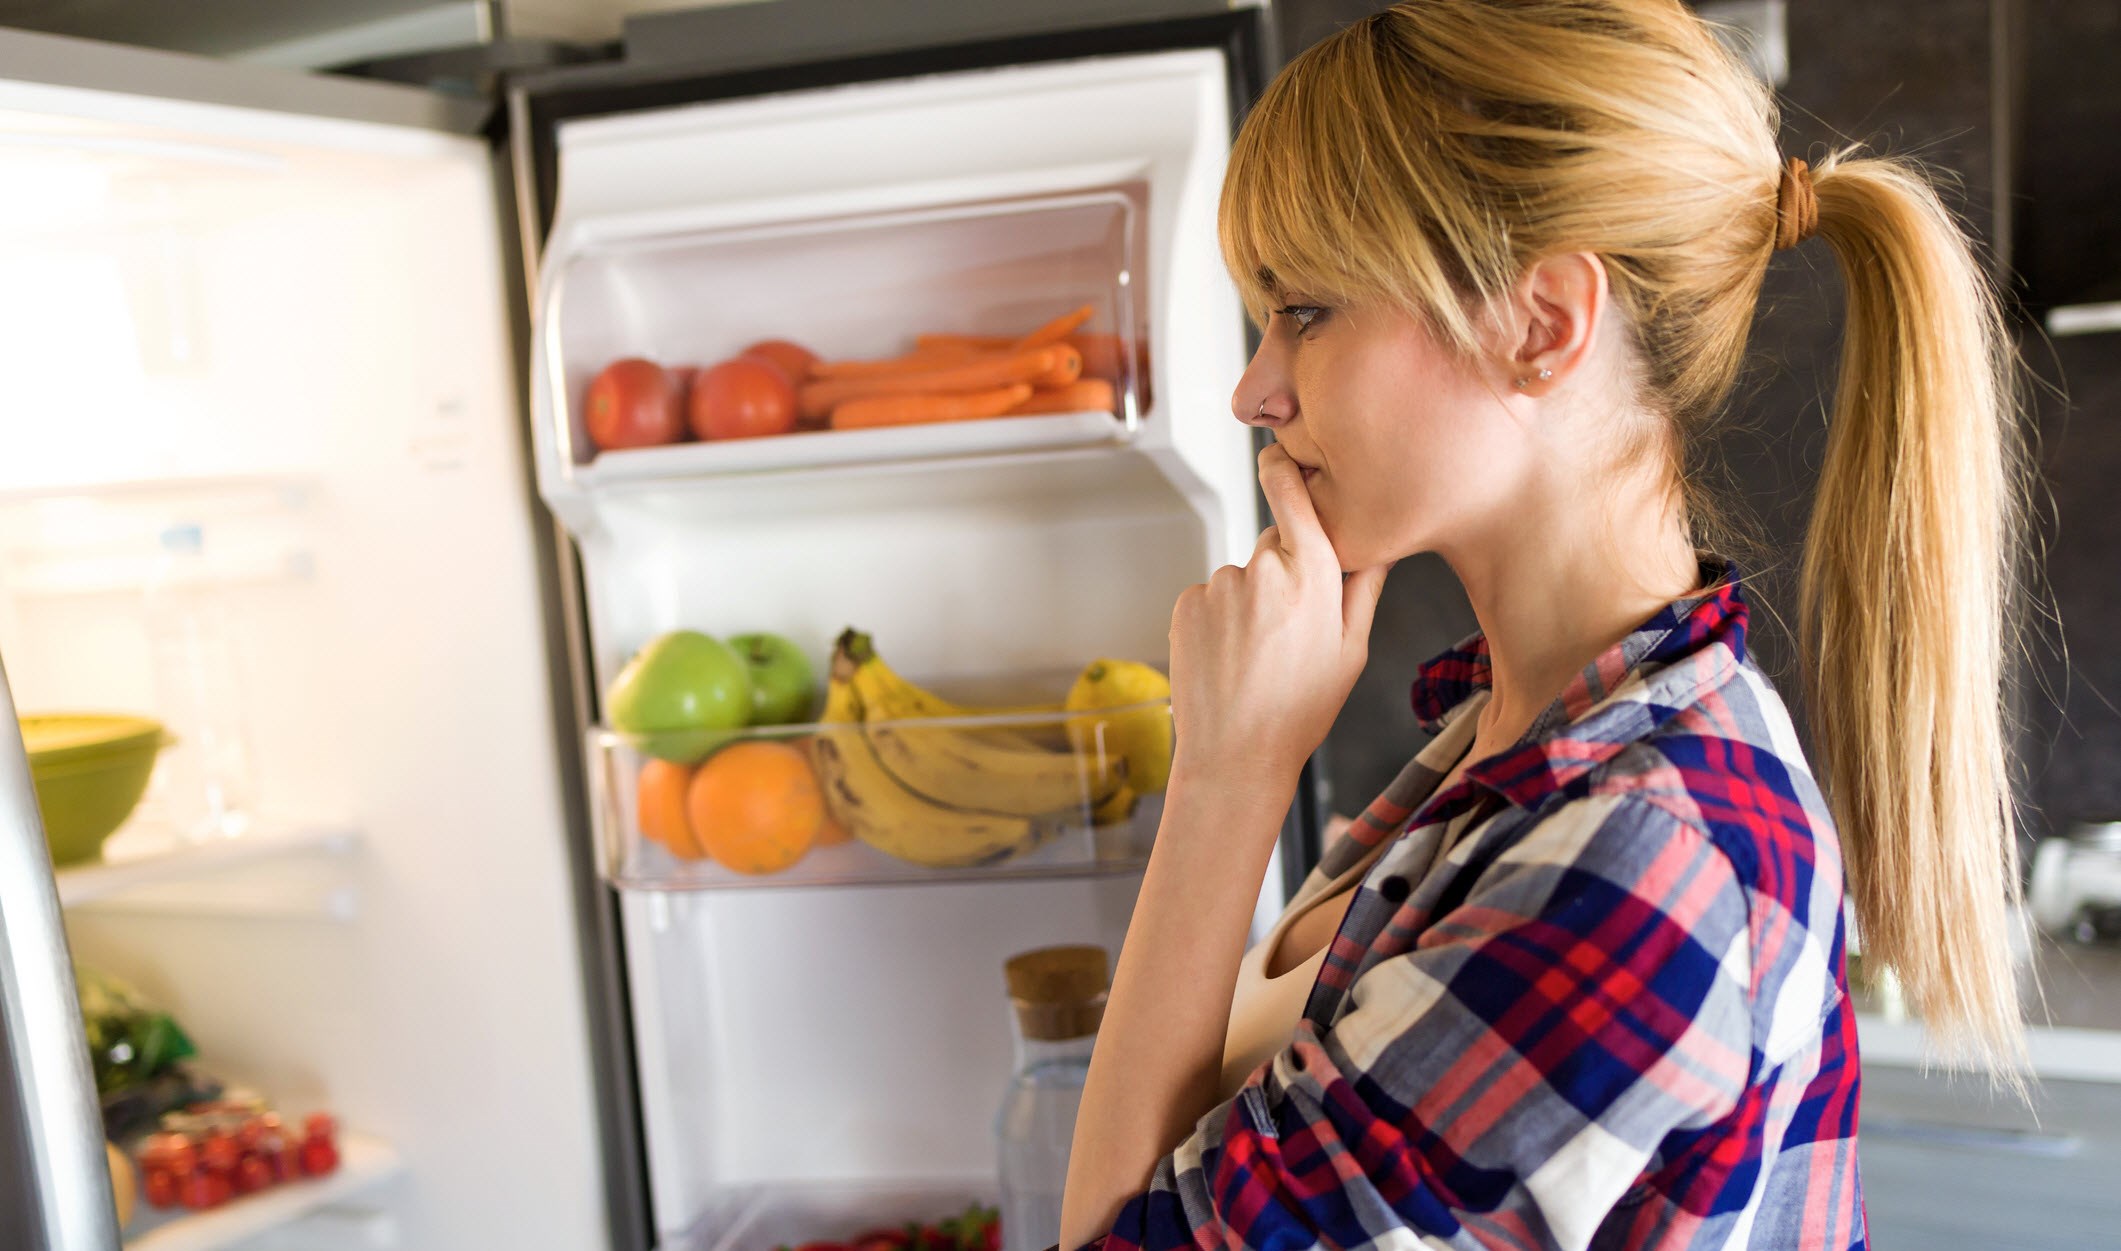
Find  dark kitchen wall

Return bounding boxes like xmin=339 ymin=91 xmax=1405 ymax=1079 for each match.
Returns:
xmin=1279 ymin=0 xmax=2120 ymax=852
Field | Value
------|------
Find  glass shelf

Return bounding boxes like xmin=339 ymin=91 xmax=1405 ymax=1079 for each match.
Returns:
xmin=122 ymin=1131 xmax=400 ymax=1251
xmin=590 ymin=687 xmax=1170 ymax=891
xmin=55 ymin=817 xmax=360 ymax=919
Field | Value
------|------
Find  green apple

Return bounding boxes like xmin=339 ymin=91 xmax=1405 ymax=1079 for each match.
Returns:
xmin=607 ymin=630 xmax=753 ymax=763
xmin=728 ymin=632 xmax=816 ymax=725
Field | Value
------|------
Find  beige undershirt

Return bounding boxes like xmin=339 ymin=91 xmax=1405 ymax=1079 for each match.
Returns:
xmin=1216 ymin=836 xmax=1391 ymax=1102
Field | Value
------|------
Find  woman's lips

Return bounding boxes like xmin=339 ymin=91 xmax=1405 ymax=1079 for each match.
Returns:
xmin=1300 ymin=466 xmax=1318 ymax=483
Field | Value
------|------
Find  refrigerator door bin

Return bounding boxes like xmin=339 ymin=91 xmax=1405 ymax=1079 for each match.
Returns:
xmin=542 ymin=184 xmax=1150 ymax=482
xmin=589 ymin=684 xmax=1169 ymax=890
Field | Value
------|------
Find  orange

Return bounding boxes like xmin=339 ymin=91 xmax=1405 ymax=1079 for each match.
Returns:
xmin=638 ymin=759 xmax=707 ymax=860
xmin=685 ymin=741 xmax=824 ymax=874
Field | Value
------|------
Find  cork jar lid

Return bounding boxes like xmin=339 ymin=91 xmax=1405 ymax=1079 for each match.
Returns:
xmin=1005 ymin=945 xmax=1109 ymax=1003
xmin=1005 ymin=945 xmax=1109 ymax=1041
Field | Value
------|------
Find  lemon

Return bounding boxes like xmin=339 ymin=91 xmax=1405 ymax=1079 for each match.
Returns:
xmin=1064 ymin=659 xmax=1173 ymax=795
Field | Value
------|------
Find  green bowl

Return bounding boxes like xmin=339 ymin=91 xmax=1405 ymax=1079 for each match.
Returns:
xmin=20 ymin=714 xmax=169 ymax=867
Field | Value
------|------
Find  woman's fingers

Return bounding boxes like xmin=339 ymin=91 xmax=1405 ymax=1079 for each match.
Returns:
xmin=1257 ymin=443 xmax=1332 ymax=566
xmin=1342 ymin=561 xmax=1394 ymax=643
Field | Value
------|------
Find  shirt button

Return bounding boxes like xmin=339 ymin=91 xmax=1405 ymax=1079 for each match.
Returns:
xmin=1378 ymin=875 xmax=1411 ymax=903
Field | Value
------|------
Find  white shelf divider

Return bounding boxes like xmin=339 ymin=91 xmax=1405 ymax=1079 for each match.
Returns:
xmin=122 ymin=1131 xmax=402 ymax=1251
xmin=56 ymin=819 xmax=358 ymax=910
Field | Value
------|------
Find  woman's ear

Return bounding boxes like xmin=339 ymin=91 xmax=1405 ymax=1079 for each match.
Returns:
xmin=1505 ymin=251 xmax=1607 ymax=394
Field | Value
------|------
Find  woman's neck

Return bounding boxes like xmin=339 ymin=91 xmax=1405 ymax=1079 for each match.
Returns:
xmin=1437 ymin=463 xmax=1701 ymax=750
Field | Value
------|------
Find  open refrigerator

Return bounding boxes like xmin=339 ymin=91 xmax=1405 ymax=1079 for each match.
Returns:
xmin=0 ymin=4 xmax=1322 ymax=1249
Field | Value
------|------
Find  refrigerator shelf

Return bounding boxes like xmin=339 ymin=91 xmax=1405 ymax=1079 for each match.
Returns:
xmin=55 ymin=817 xmax=359 ymax=914
xmin=121 ymin=1130 xmax=401 ymax=1251
xmin=662 ymin=1176 xmax=997 ymax=1251
xmin=590 ymin=687 xmax=1170 ymax=890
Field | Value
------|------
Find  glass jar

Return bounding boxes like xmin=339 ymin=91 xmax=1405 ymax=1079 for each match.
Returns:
xmin=995 ymin=945 xmax=1107 ymax=1251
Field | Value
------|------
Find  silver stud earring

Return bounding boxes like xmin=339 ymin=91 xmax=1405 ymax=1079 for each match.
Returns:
xmin=1514 ymin=368 xmax=1553 ymax=388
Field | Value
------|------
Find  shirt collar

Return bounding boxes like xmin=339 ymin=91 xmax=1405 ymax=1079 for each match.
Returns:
xmin=1407 ymin=559 xmax=1750 ymax=810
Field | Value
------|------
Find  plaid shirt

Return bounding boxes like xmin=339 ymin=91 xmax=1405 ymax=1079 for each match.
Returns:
xmin=1088 ymin=565 xmax=1864 ymax=1251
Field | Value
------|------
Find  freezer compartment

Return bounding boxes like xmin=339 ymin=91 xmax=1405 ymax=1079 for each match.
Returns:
xmin=664 ymin=1179 xmax=996 ymax=1251
xmin=542 ymin=186 xmax=1151 ymax=483
xmin=590 ymin=674 xmax=1170 ymax=889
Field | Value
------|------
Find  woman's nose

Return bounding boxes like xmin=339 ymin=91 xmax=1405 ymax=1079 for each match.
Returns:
xmin=1232 ymin=348 xmax=1291 ymax=428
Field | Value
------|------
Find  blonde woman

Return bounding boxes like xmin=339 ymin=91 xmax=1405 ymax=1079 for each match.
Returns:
xmin=1060 ymin=2 xmax=2026 ymax=1249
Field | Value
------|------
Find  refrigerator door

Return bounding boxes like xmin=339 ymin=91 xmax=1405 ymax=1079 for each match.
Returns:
xmin=0 ymin=25 xmax=625 ymax=1251
xmin=506 ymin=10 xmax=1303 ymax=1245
xmin=0 ymin=657 xmax=119 ymax=1251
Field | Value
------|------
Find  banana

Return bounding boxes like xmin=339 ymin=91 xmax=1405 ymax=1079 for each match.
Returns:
xmin=843 ymin=633 xmax=1071 ymax=750
xmin=806 ymin=657 xmax=1045 ymax=868
xmin=841 ymin=641 xmax=1124 ymax=818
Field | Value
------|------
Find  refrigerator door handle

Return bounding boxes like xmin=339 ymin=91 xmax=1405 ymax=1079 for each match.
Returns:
xmin=0 ymin=654 xmax=121 ymax=1251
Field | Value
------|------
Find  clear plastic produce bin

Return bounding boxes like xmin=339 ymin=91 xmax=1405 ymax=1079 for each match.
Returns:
xmin=589 ymin=682 xmax=1170 ymax=890
xmin=542 ymin=185 xmax=1152 ymax=485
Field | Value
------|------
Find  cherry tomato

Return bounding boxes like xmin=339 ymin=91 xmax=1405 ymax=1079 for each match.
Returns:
xmin=143 ymin=1168 xmax=179 ymax=1210
xmin=236 ymin=1154 xmax=274 ymax=1195
xmin=138 ymin=1133 xmax=191 ymax=1173
xmin=299 ymin=1137 xmax=340 ymax=1177
xmin=688 ymin=358 xmax=797 ymax=441
xmin=201 ymin=1132 xmax=240 ymax=1173
xmin=738 ymin=339 xmax=819 ymax=386
xmin=585 ymin=358 xmax=685 ymax=452
xmin=303 ymin=1112 xmax=337 ymax=1144
xmin=180 ymin=1171 xmax=218 ymax=1211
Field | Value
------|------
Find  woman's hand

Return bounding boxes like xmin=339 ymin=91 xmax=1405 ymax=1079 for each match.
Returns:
xmin=1167 ymin=442 xmax=1393 ymax=802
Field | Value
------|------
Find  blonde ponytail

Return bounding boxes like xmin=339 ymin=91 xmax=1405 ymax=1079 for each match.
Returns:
xmin=1801 ymin=153 xmax=2029 ymax=1071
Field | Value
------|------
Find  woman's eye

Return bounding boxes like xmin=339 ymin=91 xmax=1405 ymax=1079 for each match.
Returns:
xmin=1275 ymin=304 xmax=1327 ymax=334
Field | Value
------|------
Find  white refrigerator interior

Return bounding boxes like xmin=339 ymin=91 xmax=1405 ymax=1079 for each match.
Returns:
xmin=0 ymin=70 xmax=605 ymax=1250
xmin=532 ymin=48 xmax=1274 ymax=1246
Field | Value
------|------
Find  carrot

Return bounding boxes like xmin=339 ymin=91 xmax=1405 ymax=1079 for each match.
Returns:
xmin=1008 ymin=378 xmax=1117 ymax=416
xmin=919 ymin=331 xmax=1128 ymax=379
xmin=1012 ymin=303 xmax=1096 ymax=350
xmin=830 ymin=384 xmax=1035 ymax=430
xmin=808 ymin=343 xmax=981 ymax=380
xmin=797 ymin=346 xmax=1067 ymax=421
xmin=1031 ymin=343 xmax=1082 ymax=389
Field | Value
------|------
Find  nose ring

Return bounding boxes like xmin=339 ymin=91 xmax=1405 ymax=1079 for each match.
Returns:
xmin=1256 ymin=399 xmax=1269 ymax=419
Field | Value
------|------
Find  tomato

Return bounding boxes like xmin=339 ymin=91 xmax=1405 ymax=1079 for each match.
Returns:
xmin=299 ymin=1137 xmax=340 ymax=1176
xmin=303 ymin=1112 xmax=337 ymax=1143
xmin=138 ymin=1132 xmax=193 ymax=1173
xmin=235 ymin=1154 xmax=274 ymax=1195
xmin=689 ymin=358 xmax=798 ymax=440
xmin=143 ymin=1167 xmax=179 ymax=1209
xmin=739 ymin=339 xmax=818 ymax=385
xmin=585 ymin=358 xmax=685 ymax=452
xmin=180 ymin=1169 xmax=231 ymax=1211
xmin=201 ymin=1132 xmax=240 ymax=1173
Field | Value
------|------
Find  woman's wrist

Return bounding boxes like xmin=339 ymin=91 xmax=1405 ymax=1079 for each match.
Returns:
xmin=1158 ymin=760 xmax=1300 ymax=862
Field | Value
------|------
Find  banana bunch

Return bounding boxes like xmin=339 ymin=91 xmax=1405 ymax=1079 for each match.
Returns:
xmin=805 ymin=629 xmax=1130 ymax=868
